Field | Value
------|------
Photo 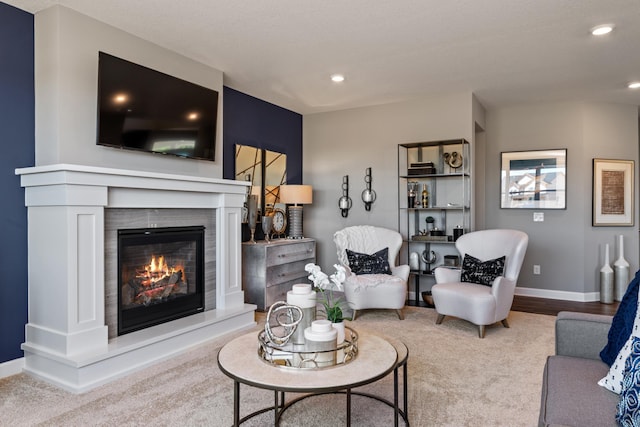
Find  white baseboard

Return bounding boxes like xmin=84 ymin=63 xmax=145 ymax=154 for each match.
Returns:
xmin=409 ymin=287 xmax=601 ymax=304
xmin=515 ymin=286 xmax=600 ymax=302
xmin=0 ymin=357 xmax=24 ymax=379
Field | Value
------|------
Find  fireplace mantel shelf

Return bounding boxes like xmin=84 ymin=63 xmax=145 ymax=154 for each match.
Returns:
xmin=17 ymin=163 xmax=250 ymax=189
xmin=16 ymin=164 xmax=256 ymax=393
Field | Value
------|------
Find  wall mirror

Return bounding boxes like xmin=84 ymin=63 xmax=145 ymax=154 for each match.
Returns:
xmin=235 ymin=144 xmax=287 ymax=219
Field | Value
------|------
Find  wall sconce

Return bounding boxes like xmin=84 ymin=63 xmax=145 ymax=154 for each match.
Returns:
xmin=279 ymin=185 xmax=313 ymax=239
xmin=361 ymin=167 xmax=376 ymax=211
xmin=338 ymin=175 xmax=352 ymax=217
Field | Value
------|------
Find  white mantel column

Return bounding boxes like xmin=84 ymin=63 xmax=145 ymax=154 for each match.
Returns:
xmin=216 ymin=205 xmax=244 ymax=309
xmin=25 ymin=184 xmax=109 ymax=356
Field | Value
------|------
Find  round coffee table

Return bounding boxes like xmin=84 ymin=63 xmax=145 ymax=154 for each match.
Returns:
xmin=217 ymin=330 xmax=409 ymax=426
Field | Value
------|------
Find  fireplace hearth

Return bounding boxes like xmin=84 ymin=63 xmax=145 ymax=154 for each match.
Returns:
xmin=118 ymin=226 xmax=205 ymax=335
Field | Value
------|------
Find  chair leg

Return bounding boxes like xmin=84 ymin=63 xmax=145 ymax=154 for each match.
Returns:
xmin=436 ymin=314 xmax=445 ymax=325
xmin=501 ymin=319 xmax=510 ymax=328
xmin=351 ymin=309 xmax=358 ymax=321
xmin=396 ymin=309 xmax=404 ymax=320
xmin=478 ymin=325 xmax=486 ymax=339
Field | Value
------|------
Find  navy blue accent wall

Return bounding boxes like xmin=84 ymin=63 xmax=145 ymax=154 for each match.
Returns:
xmin=0 ymin=3 xmax=34 ymax=363
xmin=223 ymin=87 xmax=303 ymax=184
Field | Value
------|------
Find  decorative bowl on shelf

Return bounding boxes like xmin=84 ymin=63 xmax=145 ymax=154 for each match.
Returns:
xmin=421 ymin=291 xmax=434 ymax=306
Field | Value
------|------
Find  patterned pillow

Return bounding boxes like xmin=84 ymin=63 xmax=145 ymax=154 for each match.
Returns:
xmin=599 ymin=296 xmax=640 ymax=394
xmin=616 ymin=336 xmax=640 ymax=426
xmin=346 ymin=248 xmax=391 ymax=275
xmin=460 ymin=254 xmax=505 ymax=286
xmin=601 ymin=270 xmax=640 ymax=366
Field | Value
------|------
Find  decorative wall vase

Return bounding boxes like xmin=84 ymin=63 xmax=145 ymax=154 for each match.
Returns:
xmin=600 ymin=243 xmax=614 ymax=304
xmin=614 ymin=235 xmax=630 ymax=302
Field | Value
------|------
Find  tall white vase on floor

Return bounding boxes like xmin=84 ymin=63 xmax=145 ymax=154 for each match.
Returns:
xmin=600 ymin=243 xmax=614 ymax=304
xmin=614 ymin=235 xmax=630 ymax=301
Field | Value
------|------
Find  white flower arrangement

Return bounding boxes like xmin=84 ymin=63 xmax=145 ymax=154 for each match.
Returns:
xmin=304 ymin=263 xmax=348 ymax=322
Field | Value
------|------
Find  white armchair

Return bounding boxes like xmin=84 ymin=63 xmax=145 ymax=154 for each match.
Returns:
xmin=431 ymin=229 xmax=528 ymax=338
xmin=334 ymin=226 xmax=409 ymax=320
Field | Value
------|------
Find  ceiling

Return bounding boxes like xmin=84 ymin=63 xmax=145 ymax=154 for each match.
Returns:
xmin=5 ymin=0 xmax=640 ymax=115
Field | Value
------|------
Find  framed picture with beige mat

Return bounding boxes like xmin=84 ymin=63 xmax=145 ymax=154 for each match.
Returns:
xmin=592 ymin=158 xmax=634 ymax=226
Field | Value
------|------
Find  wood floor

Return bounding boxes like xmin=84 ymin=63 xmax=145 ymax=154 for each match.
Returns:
xmin=408 ymin=293 xmax=620 ymax=317
xmin=511 ymin=295 xmax=619 ymax=317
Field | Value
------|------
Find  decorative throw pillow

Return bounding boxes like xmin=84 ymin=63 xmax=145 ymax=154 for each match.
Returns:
xmin=599 ymin=292 xmax=640 ymax=394
xmin=616 ymin=337 xmax=640 ymax=426
xmin=346 ymin=248 xmax=391 ymax=275
xmin=601 ymin=270 xmax=640 ymax=366
xmin=460 ymin=254 xmax=505 ymax=286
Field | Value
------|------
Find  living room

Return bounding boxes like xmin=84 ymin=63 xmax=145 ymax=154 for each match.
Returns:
xmin=1 ymin=1 xmax=639 ymax=425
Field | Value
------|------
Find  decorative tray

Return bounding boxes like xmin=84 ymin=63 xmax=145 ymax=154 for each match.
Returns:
xmin=258 ymin=326 xmax=358 ymax=370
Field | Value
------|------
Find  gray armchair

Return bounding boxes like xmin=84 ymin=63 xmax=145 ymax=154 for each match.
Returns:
xmin=334 ymin=225 xmax=409 ymax=320
xmin=431 ymin=229 xmax=528 ymax=338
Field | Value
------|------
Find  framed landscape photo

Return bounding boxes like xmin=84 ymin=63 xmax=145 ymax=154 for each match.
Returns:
xmin=592 ymin=158 xmax=634 ymax=226
xmin=500 ymin=149 xmax=567 ymax=209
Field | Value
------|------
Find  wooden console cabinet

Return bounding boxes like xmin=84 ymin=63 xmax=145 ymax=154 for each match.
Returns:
xmin=242 ymin=238 xmax=316 ymax=311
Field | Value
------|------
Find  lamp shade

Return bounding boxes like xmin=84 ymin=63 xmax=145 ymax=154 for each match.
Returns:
xmin=280 ymin=185 xmax=313 ymax=205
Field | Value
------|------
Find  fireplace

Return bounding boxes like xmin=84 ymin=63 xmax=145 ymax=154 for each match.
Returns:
xmin=17 ymin=165 xmax=256 ymax=393
xmin=118 ymin=226 xmax=205 ymax=335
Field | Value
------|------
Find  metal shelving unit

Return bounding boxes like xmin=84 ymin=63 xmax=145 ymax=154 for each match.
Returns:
xmin=397 ymin=139 xmax=471 ymax=306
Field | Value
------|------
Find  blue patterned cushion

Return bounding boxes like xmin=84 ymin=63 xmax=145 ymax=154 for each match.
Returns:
xmin=601 ymin=270 xmax=640 ymax=366
xmin=346 ymin=248 xmax=391 ymax=275
xmin=616 ymin=337 xmax=640 ymax=426
xmin=460 ymin=254 xmax=505 ymax=286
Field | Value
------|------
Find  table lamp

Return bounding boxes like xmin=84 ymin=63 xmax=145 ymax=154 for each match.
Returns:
xmin=279 ymin=185 xmax=313 ymax=239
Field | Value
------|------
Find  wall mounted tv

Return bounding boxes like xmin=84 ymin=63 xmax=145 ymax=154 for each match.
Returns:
xmin=97 ymin=52 xmax=218 ymax=161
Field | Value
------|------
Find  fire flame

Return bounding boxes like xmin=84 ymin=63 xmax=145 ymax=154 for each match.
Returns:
xmin=138 ymin=255 xmax=183 ymax=285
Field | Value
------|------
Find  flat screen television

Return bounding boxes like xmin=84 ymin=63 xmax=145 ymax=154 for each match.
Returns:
xmin=97 ymin=52 xmax=218 ymax=161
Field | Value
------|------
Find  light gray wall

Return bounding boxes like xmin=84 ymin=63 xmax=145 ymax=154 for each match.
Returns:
xmin=486 ymin=102 xmax=639 ymax=300
xmin=34 ymin=6 xmax=224 ymax=177
xmin=303 ymin=92 xmax=477 ymax=274
xmin=305 ymin=96 xmax=638 ymax=301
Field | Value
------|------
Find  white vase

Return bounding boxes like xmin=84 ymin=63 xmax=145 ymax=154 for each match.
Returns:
xmin=287 ymin=284 xmax=317 ymax=345
xmin=409 ymin=252 xmax=420 ymax=271
xmin=332 ymin=321 xmax=345 ymax=345
xmin=600 ymin=243 xmax=614 ymax=304
xmin=304 ymin=320 xmax=337 ymax=367
xmin=614 ymin=235 xmax=630 ymax=302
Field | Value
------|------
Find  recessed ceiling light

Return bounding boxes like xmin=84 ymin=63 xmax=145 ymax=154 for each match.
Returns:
xmin=331 ymin=74 xmax=345 ymax=83
xmin=591 ymin=24 xmax=614 ymax=36
xmin=628 ymin=82 xmax=640 ymax=89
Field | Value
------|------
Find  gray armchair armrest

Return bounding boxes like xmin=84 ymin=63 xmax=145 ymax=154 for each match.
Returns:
xmin=555 ymin=311 xmax=613 ymax=360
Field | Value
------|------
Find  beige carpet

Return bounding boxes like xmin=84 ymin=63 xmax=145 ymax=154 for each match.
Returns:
xmin=0 ymin=307 xmax=555 ymax=426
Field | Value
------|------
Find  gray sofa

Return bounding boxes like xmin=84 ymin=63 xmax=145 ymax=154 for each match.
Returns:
xmin=539 ymin=311 xmax=619 ymax=427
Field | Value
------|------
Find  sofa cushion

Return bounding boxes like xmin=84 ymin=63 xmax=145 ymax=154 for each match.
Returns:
xmin=599 ymin=291 xmax=640 ymax=394
xmin=600 ymin=270 xmax=640 ymax=366
xmin=616 ymin=337 xmax=640 ymax=425
xmin=540 ymin=355 xmax=618 ymax=427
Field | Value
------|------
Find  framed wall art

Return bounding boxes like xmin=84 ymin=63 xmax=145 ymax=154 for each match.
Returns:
xmin=592 ymin=158 xmax=634 ymax=226
xmin=500 ymin=149 xmax=567 ymax=209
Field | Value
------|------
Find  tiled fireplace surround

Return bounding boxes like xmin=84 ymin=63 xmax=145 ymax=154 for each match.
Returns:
xmin=16 ymin=164 xmax=256 ymax=393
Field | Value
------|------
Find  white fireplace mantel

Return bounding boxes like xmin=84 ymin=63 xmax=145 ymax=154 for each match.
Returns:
xmin=15 ymin=164 xmax=256 ymax=393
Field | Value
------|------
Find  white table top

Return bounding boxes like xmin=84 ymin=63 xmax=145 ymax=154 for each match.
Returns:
xmin=218 ymin=330 xmax=399 ymax=393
